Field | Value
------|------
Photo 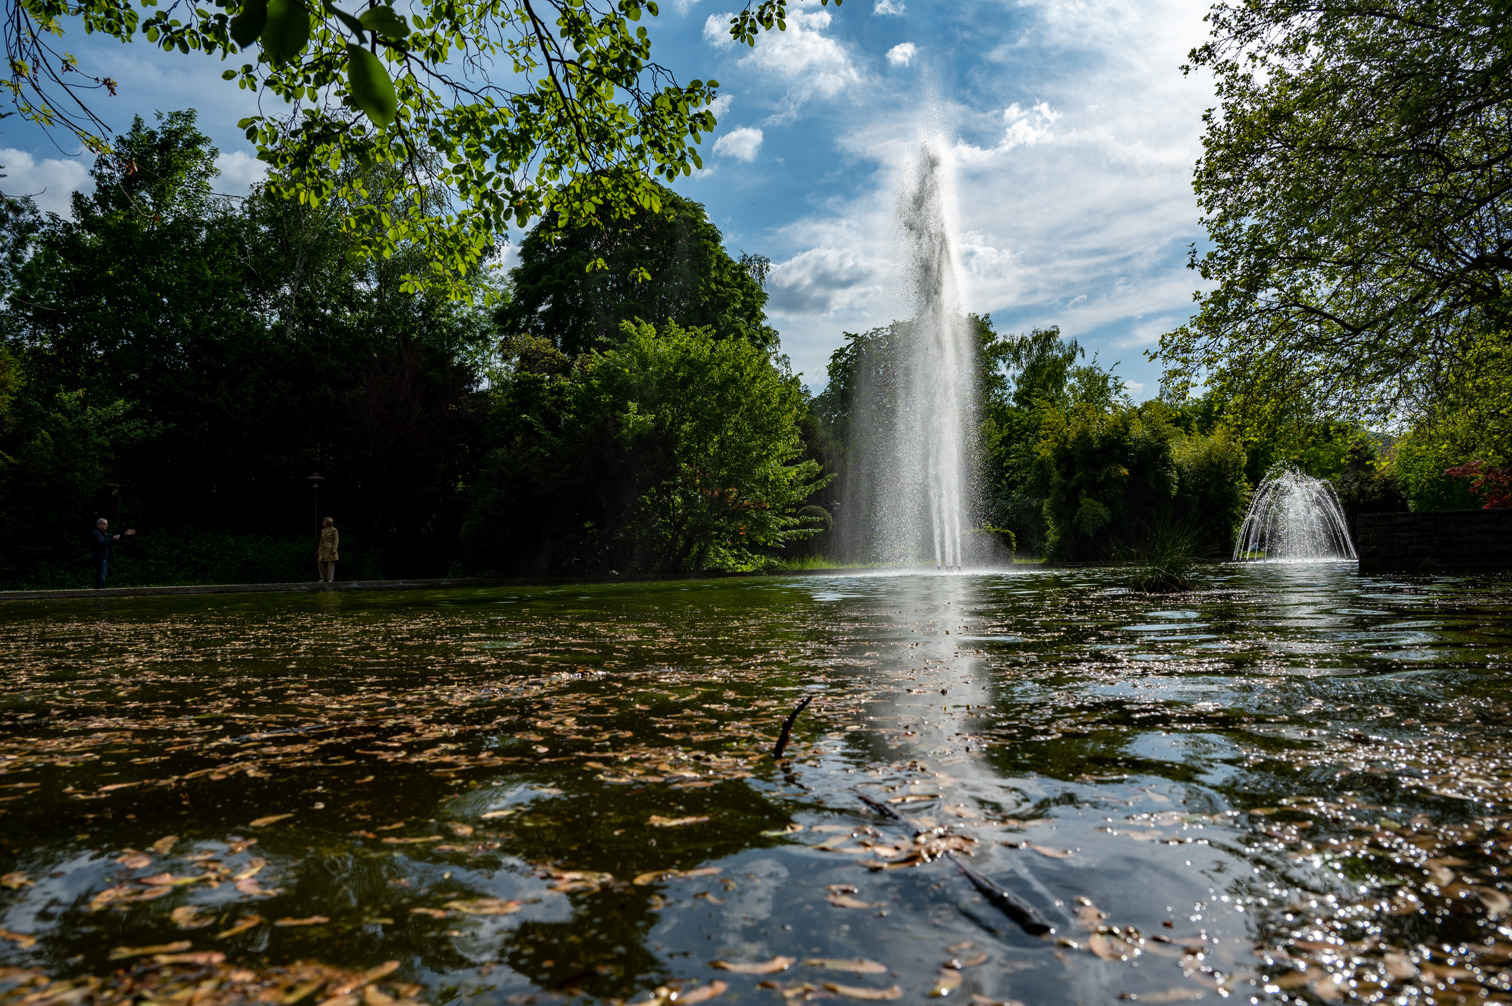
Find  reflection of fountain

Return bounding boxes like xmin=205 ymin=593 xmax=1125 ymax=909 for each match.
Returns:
xmin=1233 ymin=465 xmax=1357 ymax=561
xmin=839 ymin=141 xmax=976 ymax=566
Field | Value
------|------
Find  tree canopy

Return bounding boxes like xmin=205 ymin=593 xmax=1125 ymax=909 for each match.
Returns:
xmin=1162 ymin=0 xmax=1512 ymax=430
xmin=0 ymin=112 xmax=494 ymax=584
xmin=4 ymin=0 xmax=835 ymax=296
xmin=498 ymin=182 xmax=777 ymax=357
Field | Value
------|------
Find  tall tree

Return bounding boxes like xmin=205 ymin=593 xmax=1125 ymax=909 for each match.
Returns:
xmin=1163 ymin=0 xmax=1512 ymax=429
xmin=498 ymin=183 xmax=778 ymax=357
xmin=464 ymin=321 xmax=822 ymax=574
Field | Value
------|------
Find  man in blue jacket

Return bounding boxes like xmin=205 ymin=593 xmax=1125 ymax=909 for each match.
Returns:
xmin=90 ymin=518 xmax=135 ymax=589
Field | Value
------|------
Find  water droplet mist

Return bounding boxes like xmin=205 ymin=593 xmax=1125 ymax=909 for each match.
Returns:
xmin=838 ymin=140 xmax=978 ymax=566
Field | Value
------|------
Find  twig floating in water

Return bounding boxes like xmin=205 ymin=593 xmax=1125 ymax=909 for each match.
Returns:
xmin=851 ymin=788 xmax=1052 ymax=937
xmin=947 ymin=852 xmax=1052 ymax=936
xmin=772 ymin=695 xmax=815 ymax=759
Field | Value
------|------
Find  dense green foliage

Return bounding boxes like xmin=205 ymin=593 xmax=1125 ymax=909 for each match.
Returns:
xmin=497 ymin=185 xmax=777 ymax=357
xmin=464 ymin=320 xmax=823 ymax=575
xmin=6 ymin=0 xmax=833 ymax=295
xmin=0 ymin=113 xmax=491 ymax=587
xmin=1163 ymin=0 xmax=1512 ymax=437
xmin=813 ymin=317 xmax=1254 ymax=564
xmin=0 ymin=111 xmax=829 ymax=588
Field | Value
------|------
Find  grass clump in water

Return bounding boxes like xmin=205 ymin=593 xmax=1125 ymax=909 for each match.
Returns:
xmin=1115 ymin=518 xmax=1199 ymax=593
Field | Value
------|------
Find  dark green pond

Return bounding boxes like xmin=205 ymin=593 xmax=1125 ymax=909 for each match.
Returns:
xmin=2 ymin=565 xmax=1512 ymax=1006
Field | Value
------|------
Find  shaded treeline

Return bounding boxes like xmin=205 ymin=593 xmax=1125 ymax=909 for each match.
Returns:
xmin=5 ymin=113 xmax=1500 ymax=589
xmin=0 ymin=113 xmax=823 ymax=587
xmin=0 ymin=113 xmax=491 ymax=587
xmin=811 ymin=319 xmax=1251 ymax=562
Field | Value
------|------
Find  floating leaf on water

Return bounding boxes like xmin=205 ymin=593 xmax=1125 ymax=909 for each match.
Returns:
xmin=408 ymin=907 xmax=448 ymax=918
xmin=969 ymin=997 xmax=1025 ymax=1006
xmin=380 ymin=836 xmax=443 ymax=844
xmin=274 ymin=916 xmax=330 ymax=927
xmin=676 ymin=980 xmax=728 ymax=1004
xmin=448 ymin=823 xmax=474 ymax=837
xmin=116 ymin=853 xmax=153 ymax=869
xmin=1089 ymin=934 xmax=1137 ymax=961
xmin=233 ymin=858 xmax=267 ymax=881
xmin=955 ymin=953 xmax=988 ymax=968
xmin=823 ymin=983 xmax=903 ymax=1000
xmin=1030 ymin=844 xmax=1074 ymax=859
xmin=250 ymin=814 xmax=294 ymax=828
xmin=236 ymin=877 xmax=279 ymax=897
xmin=1075 ymin=898 xmax=1108 ymax=930
xmin=154 ymin=951 xmax=226 ymax=965
xmin=98 ymin=781 xmax=142 ymax=792
xmin=150 ymin=835 xmax=178 ymax=855
xmin=0 ymin=872 xmax=33 ymax=889
xmin=170 ymin=905 xmax=212 ymax=930
xmin=0 ymin=928 xmax=37 ymax=949
xmin=942 ymin=804 xmax=982 ymax=820
xmin=480 ymin=809 xmax=515 ymax=820
xmin=649 ymin=815 xmax=710 ymax=827
xmin=803 ymin=960 xmax=887 ymax=974
xmin=1127 ymin=988 xmax=1206 ymax=1003
xmin=362 ymin=961 xmax=402 ymax=983
xmin=928 ymin=969 xmax=962 ymax=997
xmin=444 ymin=898 xmax=521 ymax=916
xmin=1475 ymin=887 xmax=1512 ymax=918
xmin=826 ymin=893 xmax=877 ymax=909
xmin=141 ymin=872 xmax=203 ymax=887
xmin=712 ymin=957 xmax=795 ymax=974
xmin=1380 ymin=953 xmax=1417 ymax=980
xmin=109 ymin=941 xmax=192 ymax=960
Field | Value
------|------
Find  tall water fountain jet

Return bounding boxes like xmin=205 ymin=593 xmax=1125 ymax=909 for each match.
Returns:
xmin=837 ymin=141 xmax=978 ymax=566
xmin=1233 ymin=465 xmax=1357 ymax=561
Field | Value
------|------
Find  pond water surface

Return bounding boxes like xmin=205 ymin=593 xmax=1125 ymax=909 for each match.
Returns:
xmin=2 ymin=565 xmax=1511 ymax=1006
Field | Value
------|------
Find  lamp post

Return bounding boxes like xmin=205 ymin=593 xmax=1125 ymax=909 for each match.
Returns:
xmin=305 ymin=473 xmax=325 ymax=536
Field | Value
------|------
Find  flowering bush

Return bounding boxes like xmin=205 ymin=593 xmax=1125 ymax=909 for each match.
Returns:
xmin=1442 ymin=462 xmax=1512 ymax=509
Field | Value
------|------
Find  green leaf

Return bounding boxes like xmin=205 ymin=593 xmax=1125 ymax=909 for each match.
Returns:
xmin=358 ymin=5 xmax=409 ymax=38
xmin=345 ymin=43 xmax=397 ymax=127
xmin=260 ymin=0 xmax=309 ymax=65
xmin=228 ymin=0 xmax=264 ymax=47
xmin=221 ymin=68 xmax=238 ymax=79
xmin=331 ymin=7 xmax=365 ymax=36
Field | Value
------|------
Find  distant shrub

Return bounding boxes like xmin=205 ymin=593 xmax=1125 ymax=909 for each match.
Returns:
xmin=1387 ymin=434 xmax=1480 ymax=511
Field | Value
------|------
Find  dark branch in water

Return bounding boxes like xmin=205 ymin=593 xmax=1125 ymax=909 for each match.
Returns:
xmin=772 ymin=695 xmax=814 ymax=759
xmin=852 ymin=788 xmax=1052 ymax=937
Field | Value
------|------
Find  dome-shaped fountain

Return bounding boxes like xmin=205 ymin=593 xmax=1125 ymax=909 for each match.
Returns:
xmin=1233 ymin=464 xmax=1357 ymax=561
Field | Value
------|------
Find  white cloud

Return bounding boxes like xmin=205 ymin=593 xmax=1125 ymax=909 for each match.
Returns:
xmin=703 ymin=12 xmax=736 ymax=47
xmin=874 ymin=0 xmax=906 ymax=13
xmin=886 ymin=42 xmax=917 ymax=66
xmin=668 ymin=0 xmax=702 ymax=13
xmin=769 ymin=245 xmax=889 ymax=317
xmin=718 ymin=0 xmax=1216 ymax=393
xmin=707 ymin=6 xmax=860 ymax=111
xmin=0 ymin=148 xmax=91 ymax=217
xmin=1123 ymin=380 xmax=1148 ymax=398
xmin=713 ymin=127 xmax=764 ymax=162
xmin=707 ymin=94 xmax=734 ymax=118
xmin=213 ymin=150 xmax=266 ymax=195
xmin=952 ymin=102 xmax=1060 ymax=165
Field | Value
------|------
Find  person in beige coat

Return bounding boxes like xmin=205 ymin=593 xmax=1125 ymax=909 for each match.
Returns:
xmin=317 ymin=517 xmax=339 ymax=582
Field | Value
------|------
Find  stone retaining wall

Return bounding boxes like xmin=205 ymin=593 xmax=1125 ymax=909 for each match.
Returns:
xmin=1355 ymin=509 xmax=1512 ymax=571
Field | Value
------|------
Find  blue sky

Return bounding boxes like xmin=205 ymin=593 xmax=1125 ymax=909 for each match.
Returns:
xmin=1 ymin=0 xmax=1216 ymax=396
